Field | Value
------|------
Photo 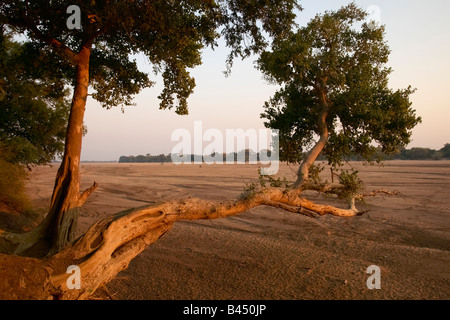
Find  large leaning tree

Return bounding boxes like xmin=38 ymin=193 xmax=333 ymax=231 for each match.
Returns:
xmin=257 ymin=3 xmax=421 ymax=211
xmin=0 ymin=0 xmax=301 ymax=256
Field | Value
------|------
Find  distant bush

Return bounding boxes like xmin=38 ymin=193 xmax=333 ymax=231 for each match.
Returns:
xmin=119 ymin=154 xmax=173 ymax=163
xmin=441 ymin=144 xmax=450 ymax=159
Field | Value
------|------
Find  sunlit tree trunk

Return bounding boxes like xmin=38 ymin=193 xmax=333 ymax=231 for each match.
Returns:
xmin=43 ymin=47 xmax=96 ymax=254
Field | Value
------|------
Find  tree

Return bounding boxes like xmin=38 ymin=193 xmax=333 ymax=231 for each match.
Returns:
xmin=257 ymin=3 xmax=421 ymax=209
xmin=0 ymin=2 xmax=414 ymax=301
xmin=0 ymin=0 xmax=347 ymax=300
xmin=0 ymin=28 xmax=70 ymax=166
xmin=440 ymin=144 xmax=450 ymax=159
xmin=0 ymin=28 xmax=71 ymax=215
xmin=1 ymin=0 xmax=301 ymax=254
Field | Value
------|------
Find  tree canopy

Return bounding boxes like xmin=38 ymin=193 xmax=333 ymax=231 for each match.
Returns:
xmin=1 ymin=0 xmax=301 ymax=114
xmin=0 ymin=0 xmax=302 ymax=253
xmin=0 ymin=28 xmax=70 ymax=165
xmin=257 ymin=3 xmax=421 ymax=184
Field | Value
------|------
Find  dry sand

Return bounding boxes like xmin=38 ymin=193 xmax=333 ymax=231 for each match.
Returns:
xmin=22 ymin=161 xmax=450 ymax=300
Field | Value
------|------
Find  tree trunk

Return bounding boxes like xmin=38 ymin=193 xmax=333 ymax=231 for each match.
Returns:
xmin=0 ymin=47 xmax=98 ymax=256
xmin=294 ymin=89 xmax=329 ymax=188
xmin=43 ymin=47 xmax=94 ymax=254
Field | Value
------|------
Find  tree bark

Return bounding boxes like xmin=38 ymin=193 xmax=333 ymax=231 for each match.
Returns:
xmin=43 ymin=47 xmax=94 ymax=254
xmin=0 ymin=47 xmax=96 ymax=256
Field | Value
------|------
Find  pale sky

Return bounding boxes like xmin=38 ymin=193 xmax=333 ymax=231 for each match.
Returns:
xmin=81 ymin=0 xmax=450 ymax=161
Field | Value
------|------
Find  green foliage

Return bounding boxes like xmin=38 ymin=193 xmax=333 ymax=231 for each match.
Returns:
xmin=399 ymin=147 xmax=435 ymax=160
xmin=1 ymin=0 xmax=301 ymax=114
xmin=431 ymin=152 xmax=444 ymax=161
xmin=441 ymin=144 xmax=450 ymax=159
xmin=0 ymin=29 xmax=70 ymax=165
xmin=391 ymin=145 xmax=450 ymax=160
xmin=257 ymin=171 xmax=267 ymax=188
xmin=0 ymin=30 xmax=73 ymax=213
xmin=257 ymin=168 xmax=289 ymax=188
xmin=307 ymin=163 xmax=327 ymax=187
xmin=119 ymin=149 xmax=273 ymax=163
xmin=335 ymin=169 xmax=363 ymax=202
xmin=258 ymin=3 xmax=421 ymax=167
xmin=241 ymin=179 xmax=259 ymax=201
xmin=119 ymin=154 xmax=173 ymax=163
xmin=241 ymin=168 xmax=291 ymax=200
xmin=266 ymin=175 xmax=289 ymax=188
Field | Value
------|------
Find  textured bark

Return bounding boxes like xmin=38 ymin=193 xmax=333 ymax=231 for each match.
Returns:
xmin=0 ymin=187 xmax=359 ymax=300
xmin=44 ymin=47 xmax=92 ymax=254
xmin=0 ymin=47 xmax=97 ymax=256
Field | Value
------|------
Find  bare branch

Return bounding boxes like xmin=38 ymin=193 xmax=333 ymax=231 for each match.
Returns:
xmin=77 ymin=182 xmax=99 ymax=207
xmin=23 ymin=22 xmax=78 ymax=64
xmin=355 ymin=189 xmax=404 ymax=200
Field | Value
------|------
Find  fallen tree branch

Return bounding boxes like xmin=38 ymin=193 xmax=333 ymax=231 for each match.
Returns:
xmin=263 ymin=200 xmax=317 ymax=218
xmin=0 ymin=187 xmax=360 ymax=300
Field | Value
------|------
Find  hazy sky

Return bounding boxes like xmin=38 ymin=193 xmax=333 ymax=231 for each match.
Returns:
xmin=81 ymin=0 xmax=450 ymax=161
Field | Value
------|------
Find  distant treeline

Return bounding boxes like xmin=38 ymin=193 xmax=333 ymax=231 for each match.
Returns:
xmin=119 ymin=154 xmax=173 ymax=163
xmin=119 ymin=144 xmax=450 ymax=163
xmin=393 ymin=144 xmax=450 ymax=160
xmin=119 ymin=149 xmax=273 ymax=163
xmin=316 ymin=144 xmax=450 ymax=161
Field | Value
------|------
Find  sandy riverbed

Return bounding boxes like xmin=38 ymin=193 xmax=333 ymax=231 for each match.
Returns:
xmin=19 ymin=161 xmax=450 ymax=299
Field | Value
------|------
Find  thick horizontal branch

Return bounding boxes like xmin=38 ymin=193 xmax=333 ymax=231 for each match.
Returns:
xmin=1 ymin=187 xmax=360 ymax=300
xmin=263 ymin=200 xmax=318 ymax=218
xmin=47 ymin=187 xmax=357 ymax=299
xmin=24 ymin=23 xmax=78 ymax=64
